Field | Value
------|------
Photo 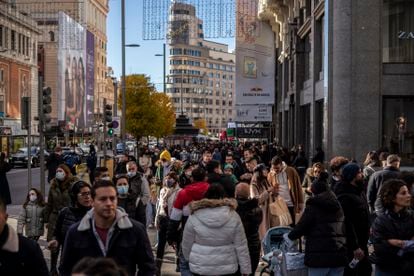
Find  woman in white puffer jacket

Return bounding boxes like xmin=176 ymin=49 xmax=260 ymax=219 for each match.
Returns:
xmin=182 ymin=184 xmax=251 ymax=276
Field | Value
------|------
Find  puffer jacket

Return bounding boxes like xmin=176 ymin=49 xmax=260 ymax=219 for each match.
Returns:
xmin=371 ymin=209 xmax=414 ymax=274
xmin=288 ymin=191 xmax=348 ymax=268
xmin=17 ymin=201 xmax=46 ymax=238
xmin=53 ymin=206 xmax=90 ymax=245
xmin=45 ymin=176 xmax=78 ymax=240
xmin=182 ymin=198 xmax=252 ymax=275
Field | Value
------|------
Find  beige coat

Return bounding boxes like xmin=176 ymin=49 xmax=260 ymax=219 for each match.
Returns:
xmin=267 ymin=163 xmax=304 ymax=215
xmin=250 ymin=173 xmax=273 ymax=240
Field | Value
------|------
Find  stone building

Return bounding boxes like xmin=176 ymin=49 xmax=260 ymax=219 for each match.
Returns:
xmin=166 ymin=2 xmax=236 ymax=135
xmin=259 ymin=0 xmax=414 ymax=163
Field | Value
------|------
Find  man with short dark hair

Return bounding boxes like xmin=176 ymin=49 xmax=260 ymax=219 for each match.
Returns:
xmin=206 ymin=160 xmax=235 ymax=198
xmin=198 ymin=150 xmax=212 ymax=171
xmin=225 ymin=153 xmax=243 ymax=179
xmin=126 ymin=161 xmax=150 ymax=226
xmin=46 ymin=146 xmax=63 ymax=183
xmin=93 ymin=166 xmax=110 ymax=184
xmin=60 ymin=180 xmax=156 ymax=276
xmin=0 ymin=198 xmax=48 ymax=275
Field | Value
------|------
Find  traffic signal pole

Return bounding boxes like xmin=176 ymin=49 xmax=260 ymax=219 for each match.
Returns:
xmin=103 ymin=98 xmax=107 ymax=163
xmin=38 ymin=76 xmax=45 ymax=195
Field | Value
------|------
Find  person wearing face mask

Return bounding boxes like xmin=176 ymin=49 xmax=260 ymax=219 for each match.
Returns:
xmin=127 ymin=161 xmax=150 ymax=226
xmin=17 ymin=188 xmax=46 ymax=241
xmin=154 ymin=172 xmax=181 ymax=275
xmin=179 ymin=161 xmax=195 ymax=188
xmin=336 ymin=163 xmax=372 ymax=276
xmin=155 ymin=150 xmax=173 ymax=184
xmin=116 ymin=175 xmax=135 ymax=218
xmin=44 ymin=164 xmax=78 ymax=275
xmin=46 ymin=146 xmax=64 ymax=183
xmin=47 ymin=181 xmax=92 ymax=271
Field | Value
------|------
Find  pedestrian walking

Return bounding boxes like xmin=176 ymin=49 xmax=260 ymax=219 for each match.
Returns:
xmin=0 ymin=152 xmax=12 ymax=205
xmin=336 ymin=163 xmax=372 ymax=276
xmin=181 ymin=184 xmax=251 ymax=276
xmin=17 ymin=188 xmax=46 ymax=241
xmin=47 ymin=181 xmax=92 ymax=268
xmin=371 ymin=179 xmax=414 ymax=275
xmin=0 ymin=198 xmax=49 ymax=275
xmin=127 ymin=161 xmax=150 ymax=225
xmin=302 ymin=162 xmax=324 ymax=201
xmin=45 ymin=164 xmax=78 ymax=275
xmin=46 ymin=146 xmax=63 ymax=183
xmin=235 ymin=182 xmax=263 ymax=275
xmin=59 ymin=180 xmax=156 ymax=276
xmin=286 ymin=172 xmax=348 ymax=276
xmin=86 ymin=144 xmax=97 ymax=184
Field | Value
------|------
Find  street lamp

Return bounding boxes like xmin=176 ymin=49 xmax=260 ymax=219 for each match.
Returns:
xmin=121 ymin=0 xmax=140 ymax=145
xmin=155 ymin=43 xmax=166 ymax=94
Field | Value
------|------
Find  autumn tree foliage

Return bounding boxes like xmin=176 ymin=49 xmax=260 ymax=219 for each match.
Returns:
xmin=119 ymin=74 xmax=175 ymax=138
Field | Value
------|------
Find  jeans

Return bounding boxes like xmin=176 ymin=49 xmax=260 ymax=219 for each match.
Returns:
xmin=179 ymin=248 xmax=192 ymax=276
xmin=308 ymin=267 xmax=344 ymax=276
xmin=375 ymin=267 xmax=397 ymax=276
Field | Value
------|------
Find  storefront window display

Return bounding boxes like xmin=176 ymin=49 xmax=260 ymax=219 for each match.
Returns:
xmin=383 ymin=0 xmax=414 ymax=63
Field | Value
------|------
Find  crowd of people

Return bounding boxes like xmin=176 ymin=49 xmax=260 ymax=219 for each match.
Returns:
xmin=0 ymin=141 xmax=414 ymax=276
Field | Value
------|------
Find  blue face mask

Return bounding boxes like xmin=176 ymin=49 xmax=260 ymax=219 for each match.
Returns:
xmin=117 ymin=185 xmax=129 ymax=196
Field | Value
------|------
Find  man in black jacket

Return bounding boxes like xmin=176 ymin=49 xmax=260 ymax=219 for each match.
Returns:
xmin=0 ymin=198 xmax=48 ymax=276
xmin=46 ymin=146 xmax=63 ymax=183
xmin=336 ymin=163 xmax=371 ymax=276
xmin=59 ymin=180 xmax=155 ymax=276
xmin=235 ymin=183 xmax=262 ymax=275
xmin=206 ymin=160 xmax=235 ymax=198
xmin=367 ymin=154 xmax=401 ymax=215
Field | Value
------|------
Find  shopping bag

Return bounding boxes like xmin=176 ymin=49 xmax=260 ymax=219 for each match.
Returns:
xmin=269 ymin=196 xmax=293 ymax=227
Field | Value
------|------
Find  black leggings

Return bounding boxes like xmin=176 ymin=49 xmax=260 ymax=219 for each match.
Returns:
xmin=156 ymin=216 xmax=169 ymax=260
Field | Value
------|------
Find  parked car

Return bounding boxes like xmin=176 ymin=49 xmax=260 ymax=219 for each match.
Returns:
xmin=116 ymin=143 xmax=126 ymax=154
xmin=9 ymin=147 xmax=49 ymax=168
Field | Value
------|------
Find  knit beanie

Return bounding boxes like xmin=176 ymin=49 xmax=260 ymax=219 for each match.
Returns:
xmin=160 ymin=150 xmax=171 ymax=162
xmin=341 ymin=163 xmax=361 ymax=182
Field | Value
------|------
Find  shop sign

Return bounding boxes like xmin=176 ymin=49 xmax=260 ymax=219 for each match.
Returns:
xmin=0 ymin=127 xmax=12 ymax=136
xmin=398 ymin=31 xmax=414 ymax=39
xmin=236 ymin=127 xmax=269 ymax=138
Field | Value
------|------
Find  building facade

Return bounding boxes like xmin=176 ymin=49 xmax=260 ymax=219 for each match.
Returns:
xmin=166 ymin=2 xmax=236 ymax=135
xmin=0 ymin=1 xmax=40 ymax=153
xmin=259 ymin=0 xmax=414 ymax=164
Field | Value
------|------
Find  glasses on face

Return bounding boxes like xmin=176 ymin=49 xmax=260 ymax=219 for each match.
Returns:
xmin=78 ymin=191 xmax=91 ymax=198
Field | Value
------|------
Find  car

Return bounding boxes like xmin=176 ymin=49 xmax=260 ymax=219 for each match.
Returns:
xmin=9 ymin=147 xmax=49 ymax=168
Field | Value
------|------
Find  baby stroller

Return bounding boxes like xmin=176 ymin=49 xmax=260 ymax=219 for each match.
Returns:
xmin=260 ymin=226 xmax=292 ymax=275
xmin=260 ymin=226 xmax=307 ymax=276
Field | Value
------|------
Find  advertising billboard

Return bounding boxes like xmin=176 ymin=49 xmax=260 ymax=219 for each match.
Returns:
xmin=58 ymin=12 xmax=89 ymax=129
xmin=235 ymin=0 xmax=275 ymax=106
xmin=85 ymin=31 xmax=95 ymax=127
xmin=235 ymin=105 xmax=272 ymax=122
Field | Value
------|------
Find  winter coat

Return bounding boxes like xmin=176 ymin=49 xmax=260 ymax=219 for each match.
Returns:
xmin=167 ymin=181 xmax=210 ymax=244
xmin=336 ymin=182 xmax=370 ymax=253
xmin=288 ymin=191 xmax=348 ymax=268
xmin=53 ymin=206 xmax=89 ymax=246
xmin=182 ymin=198 xmax=252 ymax=275
xmin=371 ymin=209 xmax=414 ymax=274
xmin=17 ymin=201 xmax=46 ymax=238
xmin=367 ymin=166 xmax=400 ymax=214
xmin=236 ymin=198 xmax=262 ymax=274
xmin=155 ymin=185 xmax=181 ymax=227
xmin=0 ymin=224 xmax=48 ymax=276
xmin=268 ymin=163 xmax=304 ymax=214
xmin=46 ymin=152 xmax=63 ymax=182
xmin=59 ymin=209 xmax=156 ymax=276
xmin=45 ymin=176 xmax=78 ymax=241
xmin=0 ymin=161 xmax=11 ymax=205
xmin=250 ymin=174 xmax=273 ymax=240
xmin=302 ymin=168 xmax=315 ymax=201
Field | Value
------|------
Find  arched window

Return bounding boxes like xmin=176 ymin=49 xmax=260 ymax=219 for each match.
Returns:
xmin=49 ymin=31 xmax=55 ymax=42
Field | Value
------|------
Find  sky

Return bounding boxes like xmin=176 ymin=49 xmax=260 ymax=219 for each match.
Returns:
xmin=107 ymin=0 xmax=235 ymax=92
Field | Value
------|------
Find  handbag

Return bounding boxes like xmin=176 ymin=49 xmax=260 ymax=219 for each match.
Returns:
xmin=268 ymin=196 xmax=293 ymax=227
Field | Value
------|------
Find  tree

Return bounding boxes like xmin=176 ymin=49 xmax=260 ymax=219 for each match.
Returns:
xmin=119 ymin=74 xmax=175 ymax=139
xmin=193 ymin=118 xmax=208 ymax=135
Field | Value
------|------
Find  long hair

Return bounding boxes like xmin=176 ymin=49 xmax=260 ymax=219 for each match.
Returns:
xmin=23 ymin=188 xmax=46 ymax=208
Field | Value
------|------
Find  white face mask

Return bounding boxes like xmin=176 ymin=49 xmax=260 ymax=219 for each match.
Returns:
xmin=56 ymin=171 xmax=66 ymax=181
xmin=29 ymin=195 xmax=37 ymax=202
xmin=127 ymin=171 xmax=136 ymax=178
xmin=101 ymin=176 xmax=111 ymax=181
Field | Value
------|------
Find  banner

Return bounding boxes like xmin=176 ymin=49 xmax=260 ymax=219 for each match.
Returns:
xmin=85 ymin=31 xmax=95 ymax=127
xmin=57 ymin=12 xmax=87 ymax=129
xmin=236 ymin=127 xmax=269 ymax=139
xmin=236 ymin=105 xmax=272 ymax=122
xmin=235 ymin=0 xmax=275 ymax=105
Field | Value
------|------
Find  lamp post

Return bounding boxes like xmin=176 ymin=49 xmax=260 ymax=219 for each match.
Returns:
xmin=155 ymin=43 xmax=166 ymax=93
xmin=121 ymin=0 xmax=140 ymax=146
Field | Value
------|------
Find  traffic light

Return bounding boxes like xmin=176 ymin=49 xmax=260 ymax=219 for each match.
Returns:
xmin=105 ymin=104 xmax=113 ymax=135
xmin=42 ymin=87 xmax=52 ymax=124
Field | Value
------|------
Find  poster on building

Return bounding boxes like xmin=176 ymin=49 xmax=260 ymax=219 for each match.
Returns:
xmin=235 ymin=0 xmax=275 ymax=105
xmin=235 ymin=105 xmax=272 ymax=122
xmin=57 ymin=11 xmax=87 ymax=130
xmin=86 ymin=31 xmax=95 ymax=127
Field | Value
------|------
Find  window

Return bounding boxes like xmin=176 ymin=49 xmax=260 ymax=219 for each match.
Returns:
xmin=383 ymin=0 xmax=414 ymax=62
xmin=216 ymin=100 xmax=219 ymax=105
xmin=0 ymin=26 xmax=3 ymax=47
xmin=49 ymin=31 xmax=55 ymax=42
xmin=11 ymin=30 xmax=15 ymax=51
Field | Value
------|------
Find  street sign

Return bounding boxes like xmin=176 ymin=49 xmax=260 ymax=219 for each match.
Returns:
xmin=113 ymin=116 xmax=120 ymax=135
